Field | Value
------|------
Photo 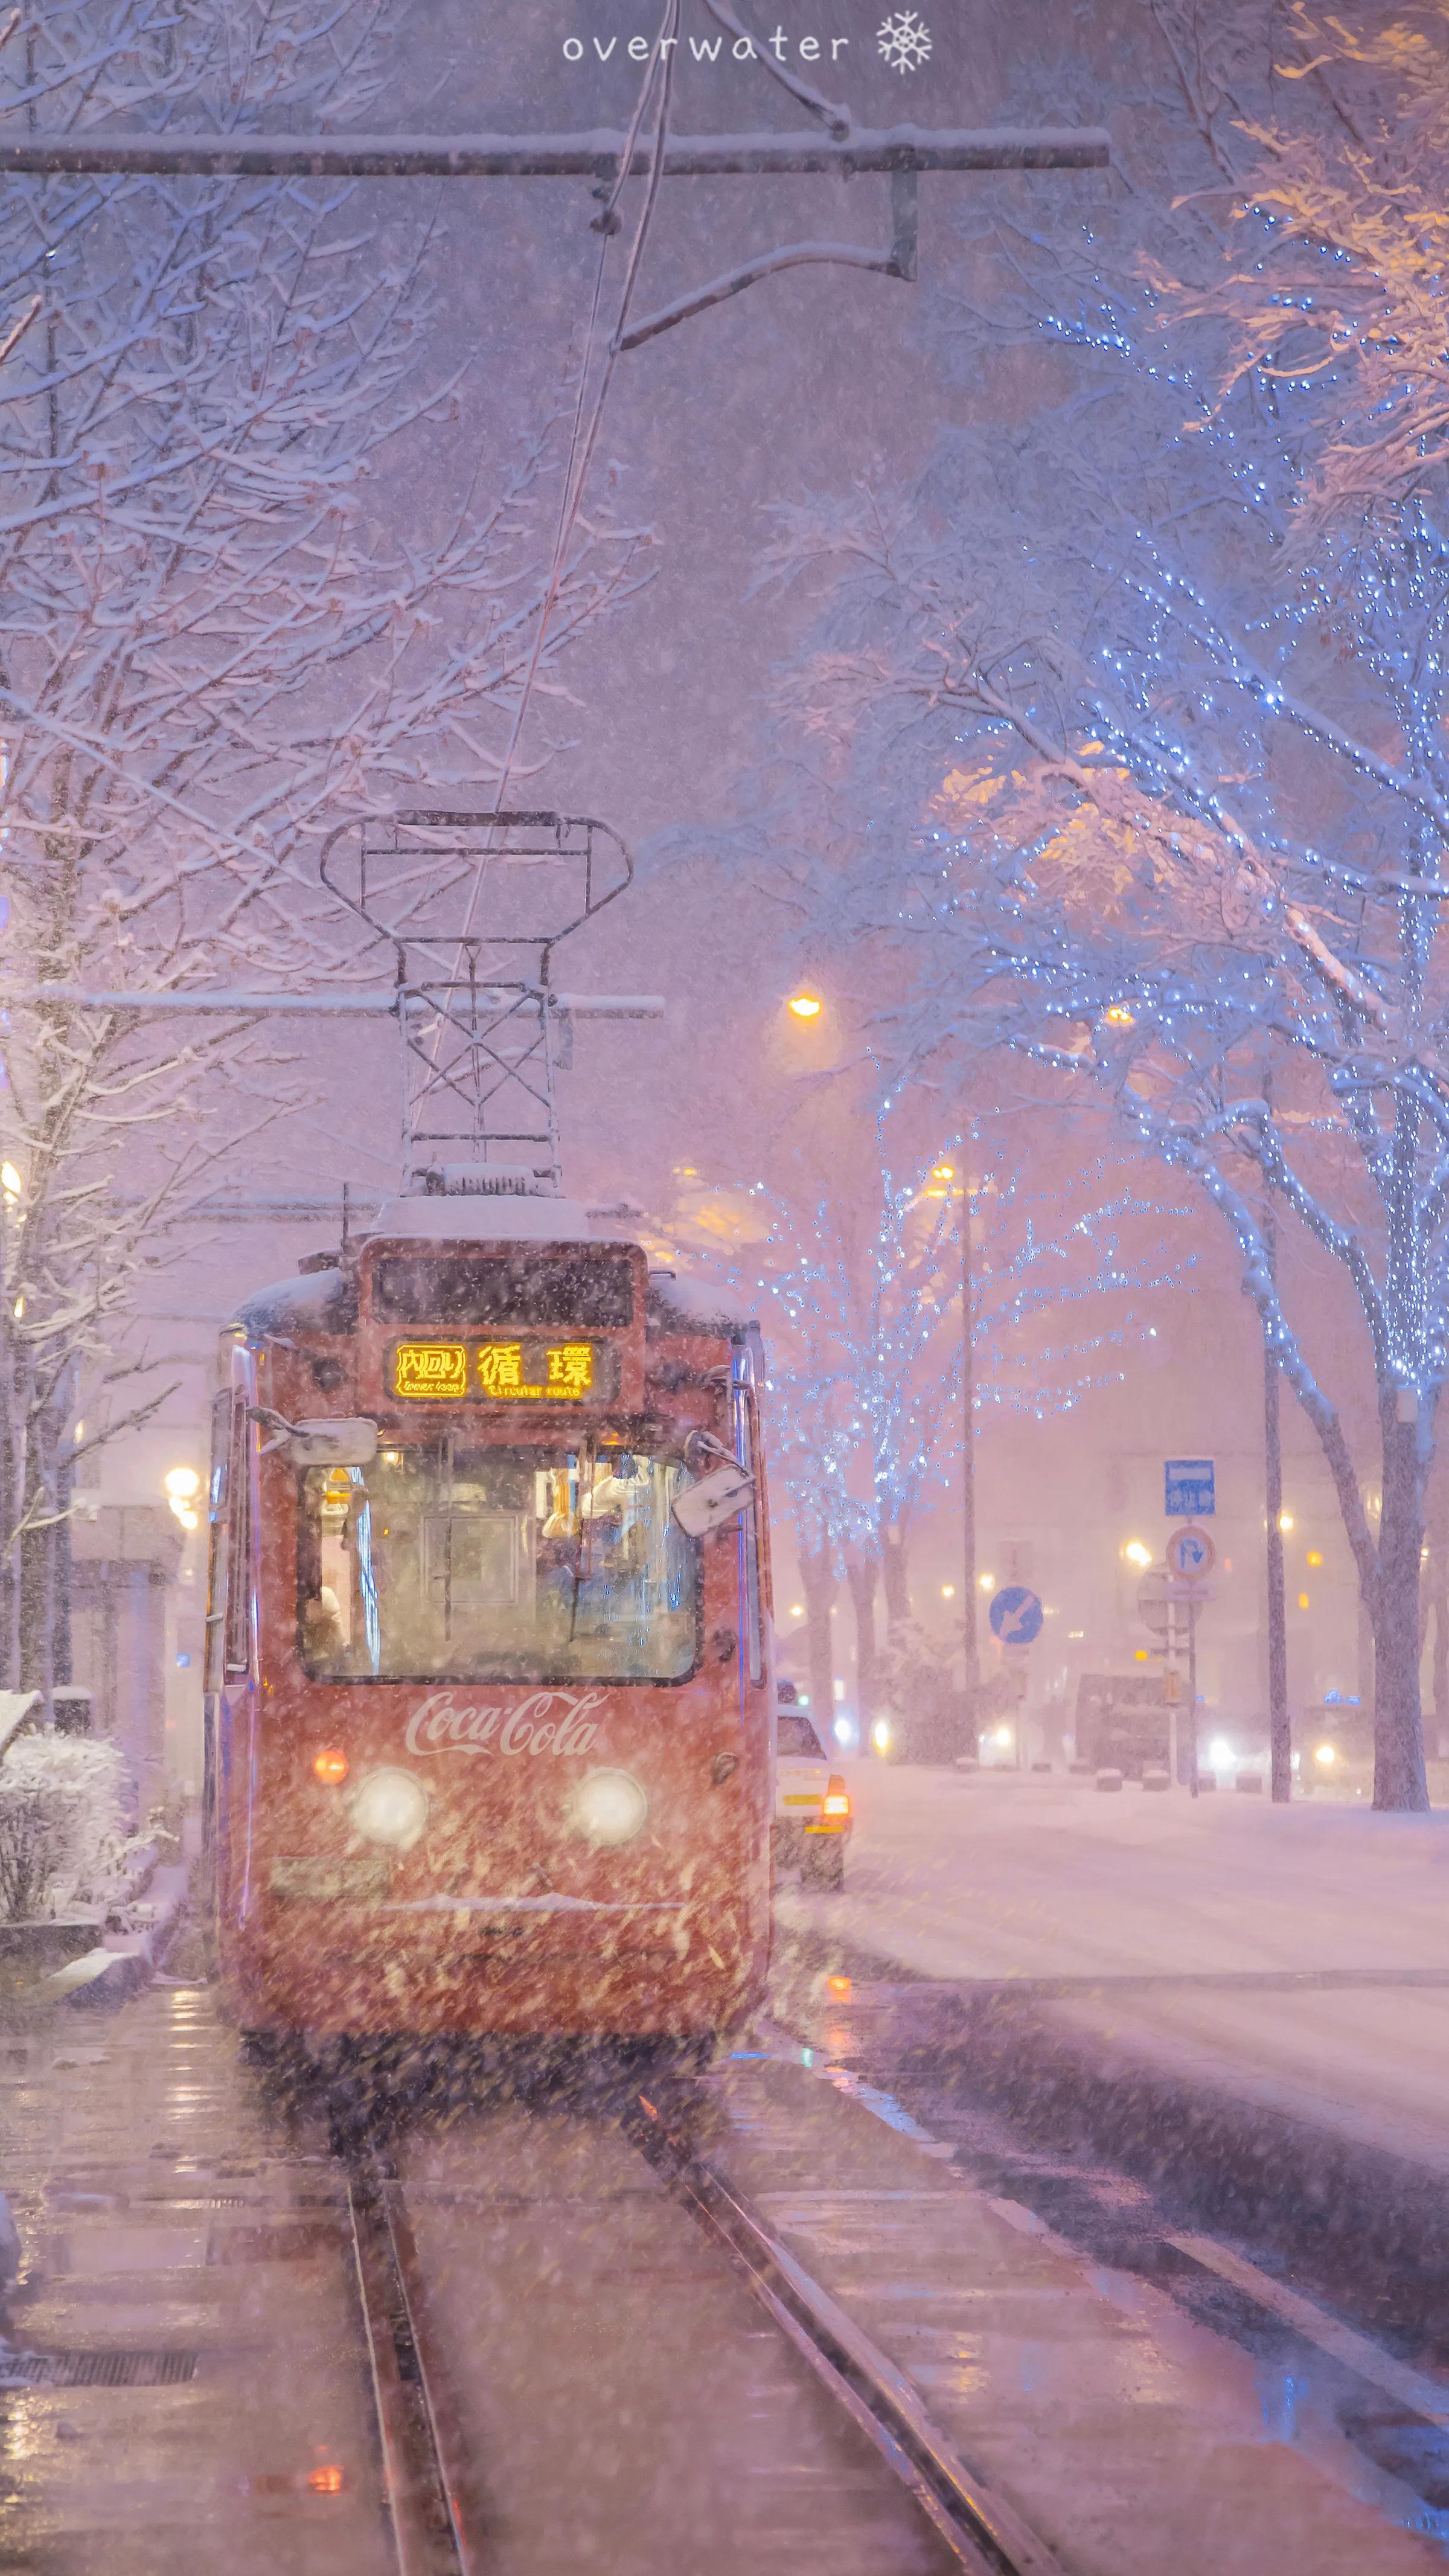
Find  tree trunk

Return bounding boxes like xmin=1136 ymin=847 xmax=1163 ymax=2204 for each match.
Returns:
xmin=1372 ymin=1412 xmax=1430 ymax=1810
xmin=54 ymin=1433 xmax=72 ymax=1691
xmin=798 ymin=1542 xmax=837 ymax=1742
xmin=18 ymin=1412 xmax=57 ymax=1712
xmin=845 ymin=1553 xmax=879 ymax=1734
xmin=1434 ymin=1592 xmax=1449 ymax=1760
xmin=1424 ymin=1461 xmax=1449 ymax=1762
xmin=881 ymin=1520 xmax=910 ymax=1633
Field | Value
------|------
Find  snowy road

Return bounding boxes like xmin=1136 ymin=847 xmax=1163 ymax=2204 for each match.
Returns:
xmin=778 ymin=1766 xmax=1449 ymax=2171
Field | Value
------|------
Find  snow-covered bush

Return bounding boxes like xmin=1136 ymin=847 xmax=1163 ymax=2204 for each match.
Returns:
xmin=0 ymin=1737 xmax=156 ymax=1923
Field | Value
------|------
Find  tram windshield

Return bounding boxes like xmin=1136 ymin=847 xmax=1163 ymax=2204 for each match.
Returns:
xmin=298 ymin=1443 xmax=699 ymax=1684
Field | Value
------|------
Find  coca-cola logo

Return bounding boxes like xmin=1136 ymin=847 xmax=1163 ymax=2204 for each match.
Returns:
xmin=404 ymin=1687 xmax=605 ymax=1759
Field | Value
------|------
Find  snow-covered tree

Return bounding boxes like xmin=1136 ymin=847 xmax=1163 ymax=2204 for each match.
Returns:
xmin=741 ymin=5 xmax=1449 ymax=1807
xmin=0 ymin=1731 xmax=156 ymax=1921
xmin=665 ymin=1122 xmax=1176 ymax=1728
xmin=0 ymin=3 xmax=650 ymax=1693
xmin=1142 ymin=3 xmax=1449 ymax=529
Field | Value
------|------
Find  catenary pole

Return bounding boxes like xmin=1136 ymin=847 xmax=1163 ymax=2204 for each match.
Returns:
xmin=961 ymin=1181 xmax=979 ymax=1753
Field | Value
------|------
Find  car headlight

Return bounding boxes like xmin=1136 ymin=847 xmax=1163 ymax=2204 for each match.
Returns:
xmin=348 ymin=1767 xmax=429 ymax=1850
xmin=572 ymin=1769 xmax=649 ymax=1847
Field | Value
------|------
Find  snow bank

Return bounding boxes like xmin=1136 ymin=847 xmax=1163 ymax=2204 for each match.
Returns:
xmin=0 ymin=1736 xmax=164 ymax=1925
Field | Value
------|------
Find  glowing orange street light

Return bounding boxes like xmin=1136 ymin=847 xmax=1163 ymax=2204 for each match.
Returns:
xmin=787 ymin=992 xmax=823 ymax=1020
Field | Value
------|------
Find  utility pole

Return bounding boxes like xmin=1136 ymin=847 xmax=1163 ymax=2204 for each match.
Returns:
xmin=961 ymin=1182 xmax=979 ymax=1754
xmin=1264 ymin=1294 xmax=1291 ymax=1798
xmin=1262 ymin=1084 xmax=1291 ymax=1799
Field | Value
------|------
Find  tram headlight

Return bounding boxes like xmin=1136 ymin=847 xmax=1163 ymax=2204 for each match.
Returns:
xmin=348 ymin=1767 xmax=429 ymax=1850
xmin=572 ymin=1769 xmax=649 ymax=1848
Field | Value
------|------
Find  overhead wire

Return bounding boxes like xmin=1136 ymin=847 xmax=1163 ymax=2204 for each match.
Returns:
xmin=423 ymin=0 xmax=683 ymax=1132
xmin=473 ymin=0 xmax=682 ymax=879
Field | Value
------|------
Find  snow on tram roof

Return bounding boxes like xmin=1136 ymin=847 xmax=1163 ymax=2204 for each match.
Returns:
xmin=228 ymin=1262 xmax=357 ymax=1338
xmin=222 ymin=1204 xmax=758 ymax=1342
xmin=224 ymin=1192 xmax=642 ymax=1338
xmin=363 ymin=1192 xmax=620 ymax=1245
xmin=644 ymin=1269 xmax=756 ymax=1333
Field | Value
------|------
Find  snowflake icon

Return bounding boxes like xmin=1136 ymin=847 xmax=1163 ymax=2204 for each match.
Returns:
xmin=877 ymin=8 xmax=932 ymax=73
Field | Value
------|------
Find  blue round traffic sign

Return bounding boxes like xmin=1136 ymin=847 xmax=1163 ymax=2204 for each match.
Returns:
xmin=988 ymin=1585 xmax=1043 ymax=1646
xmin=1166 ymin=1525 xmax=1215 ymax=1579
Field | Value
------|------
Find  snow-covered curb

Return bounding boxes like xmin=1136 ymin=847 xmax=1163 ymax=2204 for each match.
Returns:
xmin=39 ymin=1860 xmax=190 ymax=2009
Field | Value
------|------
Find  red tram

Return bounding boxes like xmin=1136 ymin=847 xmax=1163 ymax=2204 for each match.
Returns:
xmin=203 ymin=1190 xmax=775 ymax=2046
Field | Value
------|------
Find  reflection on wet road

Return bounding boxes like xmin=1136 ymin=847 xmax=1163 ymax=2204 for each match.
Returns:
xmin=2 ymin=1978 xmax=1447 ymax=2572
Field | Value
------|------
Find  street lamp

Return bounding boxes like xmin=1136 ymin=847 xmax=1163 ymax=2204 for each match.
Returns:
xmin=164 ymin=1465 xmax=201 ymax=1533
xmin=787 ymin=992 xmax=823 ymax=1020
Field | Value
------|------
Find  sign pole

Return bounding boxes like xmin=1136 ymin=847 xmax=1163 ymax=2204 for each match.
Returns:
xmin=1167 ymin=1596 xmax=1180 ymax=1788
xmin=1188 ymin=1600 xmax=1200 ymax=1798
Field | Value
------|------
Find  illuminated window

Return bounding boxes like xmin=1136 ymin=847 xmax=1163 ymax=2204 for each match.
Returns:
xmin=299 ymin=1444 xmax=697 ymax=1685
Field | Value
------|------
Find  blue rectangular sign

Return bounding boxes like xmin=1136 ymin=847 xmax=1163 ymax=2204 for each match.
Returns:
xmin=1165 ymin=1458 xmax=1215 ymax=1517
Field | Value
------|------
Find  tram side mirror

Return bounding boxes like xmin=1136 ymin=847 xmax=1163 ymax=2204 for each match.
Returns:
xmin=671 ymin=1461 xmax=755 ymax=1539
xmin=250 ymin=1407 xmax=378 ymax=1467
xmin=289 ymin=1417 xmax=379 ymax=1467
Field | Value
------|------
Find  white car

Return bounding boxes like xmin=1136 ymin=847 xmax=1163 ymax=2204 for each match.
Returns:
xmin=774 ymin=1688 xmax=851 ymax=1891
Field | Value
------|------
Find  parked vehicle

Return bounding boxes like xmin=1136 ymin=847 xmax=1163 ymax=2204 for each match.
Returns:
xmin=774 ymin=1684 xmax=851 ymax=1891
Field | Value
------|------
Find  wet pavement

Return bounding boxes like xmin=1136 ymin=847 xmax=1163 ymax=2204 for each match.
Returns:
xmin=0 ymin=1988 xmax=389 ymax=2575
xmin=2 ymin=1959 xmax=1448 ymax=2572
xmin=400 ymin=2101 xmax=958 ymax=2575
xmin=770 ymin=1761 xmax=1449 ymax=2467
xmin=725 ymin=2029 xmax=1448 ymax=2571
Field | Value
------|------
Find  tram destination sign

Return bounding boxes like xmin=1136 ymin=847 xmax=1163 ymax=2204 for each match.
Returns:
xmin=392 ymin=1338 xmax=616 ymax=1403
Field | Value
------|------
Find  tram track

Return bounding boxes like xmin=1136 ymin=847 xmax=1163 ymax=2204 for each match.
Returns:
xmin=336 ymin=2063 xmax=1062 ymax=2576
xmin=625 ymin=2088 xmax=1063 ymax=2576
xmin=345 ymin=2144 xmax=472 ymax=2576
